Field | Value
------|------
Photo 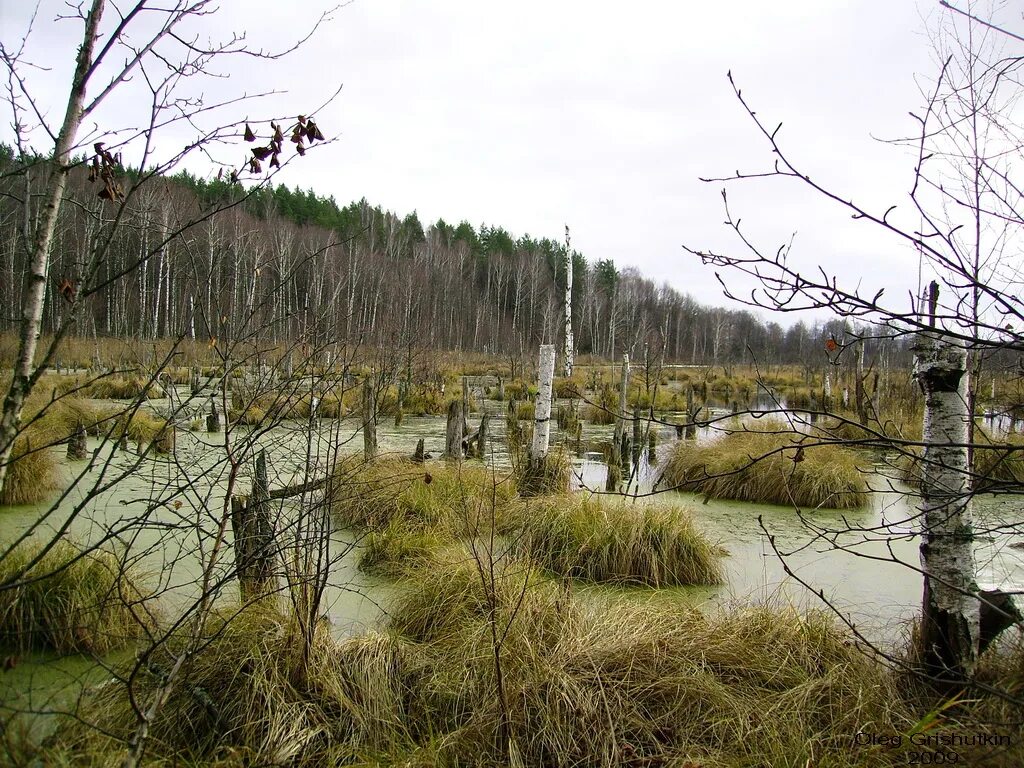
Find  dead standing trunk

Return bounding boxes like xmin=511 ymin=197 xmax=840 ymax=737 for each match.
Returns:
xmin=563 ymin=226 xmax=574 ymax=378
xmin=231 ymin=450 xmax=278 ymax=601
xmin=914 ymin=286 xmax=979 ymax=685
xmin=607 ymin=354 xmax=629 ymax=491
xmin=362 ymin=377 xmax=377 ymax=462
xmin=531 ymin=345 xmax=556 ymax=465
xmin=445 ymin=399 xmax=464 ymax=461
xmin=521 ymin=344 xmax=557 ymax=495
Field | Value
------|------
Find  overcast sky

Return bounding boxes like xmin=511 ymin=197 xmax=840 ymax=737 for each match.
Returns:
xmin=2 ymin=0 xmax=967 ymax=324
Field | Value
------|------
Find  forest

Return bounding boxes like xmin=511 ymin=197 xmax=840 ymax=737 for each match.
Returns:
xmin=0 ymin=143 xmax=917 ymax=371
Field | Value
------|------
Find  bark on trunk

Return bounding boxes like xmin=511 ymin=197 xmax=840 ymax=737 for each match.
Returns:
xmin=231 ymin=450 xmax=277 ymax=601
xmin=914 ymin=334 xmax=979 ymax=685
xmin=445 ymin=399 xmax=464 ymax=461
xmin=530 ymin=344 xmax=556 ymax=468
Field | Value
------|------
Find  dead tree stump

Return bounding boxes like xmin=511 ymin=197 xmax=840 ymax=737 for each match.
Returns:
xmin=231 ymin=450 xmax=277 ymax=601
xmin=207 ymin=400 xmax=221 ymax=433
xmin=445 ymin=400 xmax=464 ymax=461
xmin=67 ymin=422 xmax=87 ymax=460
xmin=362 ymin=378 xmax=377 ymax=462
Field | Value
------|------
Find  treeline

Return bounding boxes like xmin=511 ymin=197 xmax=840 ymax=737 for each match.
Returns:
xmin=0 ymin=144 xmax=915 ymax=367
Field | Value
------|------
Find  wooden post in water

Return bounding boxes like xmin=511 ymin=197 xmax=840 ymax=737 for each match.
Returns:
xmin=477 ymin=412 xmax=489 ymax=458
xmin=632 ymin=409 xmax=642 ymax=467
xmin=362 ymin=377 xmax=377 ymax=462
xmin=445 ymin=399 xmax=464 ymax=461
xmin=648 ymin=413 xmax=657 ymax=465
xmin=412 ymin=438 xmax=426 ymax=463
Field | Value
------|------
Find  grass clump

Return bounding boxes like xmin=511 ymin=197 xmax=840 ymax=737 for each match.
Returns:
xmin=359 ymin=518 xmax=449 ymax=578
xmin=0 ymin=538 xmax=154 ymax=655
xmin=385 ymin=558 xmax=912 ymax=767
xmin=662 ymin=429 xmax=868 ymax=508
xmin=329 ymin=457 xmax=517 ymax=534
xmin=582 ymin=385 xmax=619 ymax=424
xmin=33 ymin=560 xmax=1024 ymax=767
xmin=0 ymin=429 xmax=61 ymax=506
xmin=83 ymin=374 xmax=162 ymax=400
xmin=113 ymin=408 xmax=172 ymax=449
xmin=511 ymin=494 xmax=724 ymax=586
xmin=516 ymin=449 xmax=571 ymax=497
xmin=48 ymin=605 xmax=375 ymax=765
xmin=229 ymin=402 xmax=268 ymax=426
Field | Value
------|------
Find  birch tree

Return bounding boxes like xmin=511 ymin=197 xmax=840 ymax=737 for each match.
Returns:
xmin=684 ymin=2 xmax=1024 ymax=686
xmin=0 ymin=0 xmax=336 ymax=496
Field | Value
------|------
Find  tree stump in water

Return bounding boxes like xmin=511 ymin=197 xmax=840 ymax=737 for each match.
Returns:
xmin=231 ymin=450 xmax=277 ymax=601
xmin=207 ymin=400 xmax=221 ymax=433
xmin=67 ymin=422 xmax=87 ymax=460
xmin=464 ymin=413 xmax=490 ymax=458
xmin=445 ymin=400 xmax=464 ymax=461
xmin=362 ymin=378 xmax=377 ymax=462
xmin=412 ymin=438 xmax=426 ymax=463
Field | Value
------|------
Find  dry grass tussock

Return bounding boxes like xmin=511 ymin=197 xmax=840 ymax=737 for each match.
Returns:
xmin=331 ymin=457 xmax=723 ymax=587
xmin=82 ymin=374 xmax=163 ymax=400
xmin=37 ymin=567 xmax=1024 ymax=767
xmin=0 ymin=538 xmax=155 ymax=655
xmin=662 ymin=428 xmax=869 ymax=509
xmin=509 ymin=494 xmax=724 ymax=586
xmin=329 ymin=456 xmax=517 ymax=533
xmin=0 ymin=428 xmax=61 ymax=506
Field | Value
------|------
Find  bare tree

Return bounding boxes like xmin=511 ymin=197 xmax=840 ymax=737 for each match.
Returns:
xmin=684 ymin=3 xmax=1024 ymax=687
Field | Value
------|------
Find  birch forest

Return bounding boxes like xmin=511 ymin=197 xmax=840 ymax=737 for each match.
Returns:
xmin=0 ymin=144 xmax=911 ymax=367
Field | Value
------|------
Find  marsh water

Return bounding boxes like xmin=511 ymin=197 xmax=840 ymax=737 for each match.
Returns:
xmin=3 ymin=385 xmax=1024 ymax=734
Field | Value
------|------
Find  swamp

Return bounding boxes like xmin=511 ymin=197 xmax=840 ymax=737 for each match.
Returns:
xmin=1 ymin=350 xmax=1022 ymax=767
xmin=3 ymin=2 xmax=1024 ymax=764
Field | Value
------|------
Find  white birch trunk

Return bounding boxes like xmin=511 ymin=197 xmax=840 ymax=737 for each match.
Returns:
xmin=0 ymin=0 xmax=106 ymax=493
xmin=530 ymin=344 xmax=556 ymax=466
xmin=914 ymin=335 xmax=979 ymax=683
xmin=563 ymin=227 xmax=574 ymax=377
